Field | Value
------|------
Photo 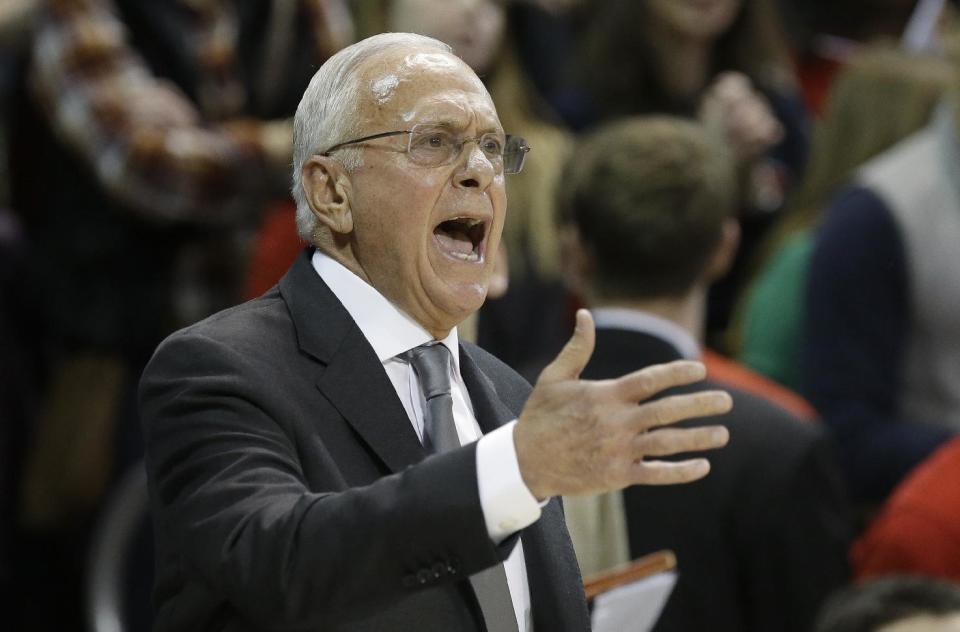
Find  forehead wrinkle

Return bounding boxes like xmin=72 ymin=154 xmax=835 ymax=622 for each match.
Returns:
xmin=356 ymin=47 xmax=500 ymax=134
xmin=411 ymin=94 xmax=502 ymax=135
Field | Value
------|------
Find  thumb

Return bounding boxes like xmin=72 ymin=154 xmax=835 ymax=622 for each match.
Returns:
xmin=538 ymin=309 xmax=595 ymax=384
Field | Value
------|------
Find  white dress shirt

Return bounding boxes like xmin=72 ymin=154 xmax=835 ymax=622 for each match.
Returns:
xmin=312 ymin=250 xmax=540 ymax=631
xmin=591 ymin=307 xmax=702 ymax=360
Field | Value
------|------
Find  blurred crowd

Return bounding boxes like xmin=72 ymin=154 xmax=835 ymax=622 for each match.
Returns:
xmin=2 ymin=0 xmax=960 ymax=630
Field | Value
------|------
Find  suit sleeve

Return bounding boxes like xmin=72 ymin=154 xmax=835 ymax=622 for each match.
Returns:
xmin=139 ymin=330 xmax=514 ymax=630
xmin=801 ymin=186 xmax=954 ymax=502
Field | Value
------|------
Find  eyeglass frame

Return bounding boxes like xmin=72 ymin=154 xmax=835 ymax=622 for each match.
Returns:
xmin=318 ymin=126 xmax=531 ymax=174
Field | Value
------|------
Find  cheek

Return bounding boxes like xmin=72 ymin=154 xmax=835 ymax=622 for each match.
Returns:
xmin=359 ymin=173 xmax=443 ymax=253
xmin=491 ymin=178 xmax=507 ymax=230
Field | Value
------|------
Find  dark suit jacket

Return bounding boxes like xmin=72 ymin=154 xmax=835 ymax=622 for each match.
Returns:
xmin=583 ymin=327 xmax=851 ymax=632
xmin=138 ymin=249 xmax=589 ymax=631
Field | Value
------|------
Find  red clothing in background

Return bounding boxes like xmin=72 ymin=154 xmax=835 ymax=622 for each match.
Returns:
xmin=245 ymin=200 xmax=301 ymax=299
xmin=852 ymin=436 xmax=960 ymax=582
xmin=703 ymin=348 xmax=817 ymax=421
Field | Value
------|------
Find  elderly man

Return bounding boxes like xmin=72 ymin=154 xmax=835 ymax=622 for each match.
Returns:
xmin=139 ymin=33 xmax=731 ymax=631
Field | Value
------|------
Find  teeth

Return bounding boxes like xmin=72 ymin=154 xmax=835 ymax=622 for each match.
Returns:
xmin=449 ymin=249 xmax=481 ymax=262
xmin=450 ymin=217 xmax=482 ymax=228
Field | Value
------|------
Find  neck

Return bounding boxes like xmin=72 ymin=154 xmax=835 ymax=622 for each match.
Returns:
xmin=589 ymin=287 xmax=706 ymax=345
xmin=314 ymin=245 xmax=456 ymax=341
xmin=645 ymin=24 xmax=713 ymax=104
xmin=315 ymin=236 xmax=371 ymax=282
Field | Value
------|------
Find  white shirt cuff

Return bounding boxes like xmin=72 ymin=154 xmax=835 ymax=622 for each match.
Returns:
xmin=476 ymin=420 xmax=544 ymax=543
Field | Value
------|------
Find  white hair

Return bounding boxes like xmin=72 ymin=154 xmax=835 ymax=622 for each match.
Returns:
xmin=291 ymin=32 xmax=453 ymax=242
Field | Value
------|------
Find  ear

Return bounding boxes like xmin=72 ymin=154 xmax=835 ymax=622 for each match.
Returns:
xmin=704 ymin=218 xmax=741 ymax=282
xmin=301 ymin=156 xmax=354 ymax=236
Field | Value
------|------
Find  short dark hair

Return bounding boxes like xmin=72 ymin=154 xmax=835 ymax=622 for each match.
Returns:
xmin=814 ymin=577 xmax=960 ymax=632
xmin=558 ymin=116 xmax=735 ymax=300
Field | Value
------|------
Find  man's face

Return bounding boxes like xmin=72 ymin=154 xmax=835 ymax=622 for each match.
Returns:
xmin=344 ymin=48 xmax=507 ymax=336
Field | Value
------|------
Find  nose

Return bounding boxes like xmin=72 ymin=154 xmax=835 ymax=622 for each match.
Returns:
xmin=454 ymin=141 xmax=495 ymax=191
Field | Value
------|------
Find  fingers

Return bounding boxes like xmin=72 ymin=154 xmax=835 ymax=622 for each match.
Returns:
xmin=537 ymin=309 xmax=595 ymax=384
xmin=613 ymin=360 xmax=708 ymax=402
xmin=624 ymin=390 xmax=733 ymax=432
xmin=632 ymin=425 xmax=729 ymax=457
xmin=630 ymin=458 xmax=712 ymax=485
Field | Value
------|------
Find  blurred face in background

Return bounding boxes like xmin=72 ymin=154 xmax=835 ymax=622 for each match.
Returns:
xmin=389 ymin=0 xmax=506 ymax=75
xmin=647 ymin=0 xmax=743 ymax=42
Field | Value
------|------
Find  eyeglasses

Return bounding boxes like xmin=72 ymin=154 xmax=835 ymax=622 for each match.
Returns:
xmin=319 ymin=124 xmax=531 ymax=174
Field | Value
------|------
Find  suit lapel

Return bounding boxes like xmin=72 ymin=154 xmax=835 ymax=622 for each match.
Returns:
xmin=316 ymin=333 xmax=428 ymax=473
xmin=522 ymin=500 xmax=589 ymax=631
xmin=280 ymin=249 xmax=427 ymax=473
xmin=459 ymin=344 xmax=590 ymax=631
xmin=458 ymin=345 xmax=518 ymax=434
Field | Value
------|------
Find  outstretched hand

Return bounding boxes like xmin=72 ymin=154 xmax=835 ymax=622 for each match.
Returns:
xmin=514 ymin=309 xmax=731 ymax=499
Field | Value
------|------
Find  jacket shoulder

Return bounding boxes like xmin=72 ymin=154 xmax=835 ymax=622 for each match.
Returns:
xmin=721 ymin=384 xmax=823 ymax=444
xmin=715 ymin=383 xmax=834 ymax=479
xmin=159 ymin=289 xmax=291 ymax=352
xmin=141 ymin=288 xmax=296 ymax=392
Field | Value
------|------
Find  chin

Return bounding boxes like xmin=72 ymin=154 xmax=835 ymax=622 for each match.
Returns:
xmin=433 ymin=280 xmax=489 ymax=326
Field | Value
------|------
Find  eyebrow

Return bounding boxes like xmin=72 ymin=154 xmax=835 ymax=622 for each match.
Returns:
xmin=414 ymin=118 xmax=505 ymax=138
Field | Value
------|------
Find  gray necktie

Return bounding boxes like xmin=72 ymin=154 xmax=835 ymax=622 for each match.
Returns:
xmin=405 ymin=344 xmax=521 ymax=632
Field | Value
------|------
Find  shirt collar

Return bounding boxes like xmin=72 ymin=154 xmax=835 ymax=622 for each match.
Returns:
xmin=311 ymin=249 xmax=460 ymax=367
xmin=591 ymin=307 xmax=701 ymax=360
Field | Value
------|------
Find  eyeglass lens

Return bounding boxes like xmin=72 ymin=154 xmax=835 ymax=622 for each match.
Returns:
xmin=407 ymin=126 xmax=528 ymax=174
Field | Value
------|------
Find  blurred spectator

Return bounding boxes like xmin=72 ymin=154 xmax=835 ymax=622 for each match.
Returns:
xmin=575 ymin=0 xmax=808 ymax=349
xmin=779 ymin=0 xmax=954 ymax=115
xmin=801 ymin=79 xmax=960 ymax=504
xmin=508 ymin=0 xmax=588 ymax=131
xmin=557 ymin=116 xmax=850 ymax=632
xmin=734 ymin=46 xmax=955 ymax=393
xmin=8 ymin=0 xmax=351 ymax=628
xmin=0 ymin=210 xmax=33 ymax=616
xmin=852 ymin=436 xmax=960 ymax=583
xmin=814 ymin=576 xmax=960 ymax=632
xmin=0 ymin=0 xmax=40 ymax=615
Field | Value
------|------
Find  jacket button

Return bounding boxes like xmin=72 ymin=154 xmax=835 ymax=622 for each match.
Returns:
xmin=417 ymin=569 xmax=432 ymax=585
xmin=432 ymin=562 xmax=446 ymax=578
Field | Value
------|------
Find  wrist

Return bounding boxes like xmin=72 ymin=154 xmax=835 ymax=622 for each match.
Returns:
xmin=513 ymin=422 xmax=550 ymax=501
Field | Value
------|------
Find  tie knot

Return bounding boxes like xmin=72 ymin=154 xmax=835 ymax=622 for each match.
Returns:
xmin=405 ymin=343 xmax=453 ymax=400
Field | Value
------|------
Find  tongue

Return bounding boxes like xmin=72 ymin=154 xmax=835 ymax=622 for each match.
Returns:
xmin=435 ymin=229 xmax=475 ymax=256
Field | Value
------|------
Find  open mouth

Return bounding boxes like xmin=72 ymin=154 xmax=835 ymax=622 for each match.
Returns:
xmin=433 ymin=217 xmax=487 ymax=263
